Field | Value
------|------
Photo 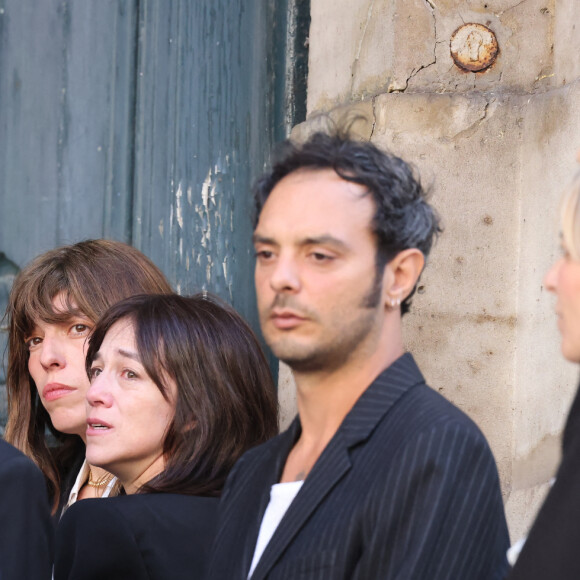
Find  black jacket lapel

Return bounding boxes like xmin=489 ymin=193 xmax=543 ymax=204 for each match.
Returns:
xmin=237 ymin=421 xmax=301 ymax=577
xmin=250 ymin=353 xmax=424 ymax=579
xmin=250 ymin=431 xmax=352 ymax=580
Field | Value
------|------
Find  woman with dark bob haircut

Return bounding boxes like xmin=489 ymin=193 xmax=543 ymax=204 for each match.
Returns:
xmin=4 ymin=240 xmax=173 ymax=514
xmin=54 ymin=293 xmax=277 ymax=580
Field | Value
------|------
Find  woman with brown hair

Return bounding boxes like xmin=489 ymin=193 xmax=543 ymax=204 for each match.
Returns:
xmin=53 ymin=293 xmax=278 ymax=580
xmin=4 ymin=239 xmax=173 ymax=514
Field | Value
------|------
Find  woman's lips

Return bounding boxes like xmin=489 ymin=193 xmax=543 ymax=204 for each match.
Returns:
xmin=42 ymin=383 xmax=76 ymax=402
xmin=86 ymin=418 xmax=113 ymax=436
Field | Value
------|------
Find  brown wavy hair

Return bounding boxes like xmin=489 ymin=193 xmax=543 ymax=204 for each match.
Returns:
xmin=85 ymin=293 xmax=278 ymax=496
xmin=4 ymin=239 xmax=172 ymax=511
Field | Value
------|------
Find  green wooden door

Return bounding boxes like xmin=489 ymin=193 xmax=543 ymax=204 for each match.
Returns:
xmin=0 ymin=0 xmax=309 ymax=431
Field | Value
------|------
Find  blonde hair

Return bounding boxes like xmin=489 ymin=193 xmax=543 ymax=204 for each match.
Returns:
xmin=561 ymin=171 xmax=580 ymax=260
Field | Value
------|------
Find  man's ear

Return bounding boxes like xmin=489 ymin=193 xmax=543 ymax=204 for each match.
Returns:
xmin=382 ymin=249 xmax=425 ymax=305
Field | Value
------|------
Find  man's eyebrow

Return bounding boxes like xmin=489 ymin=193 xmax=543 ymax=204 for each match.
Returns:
xmin=302 ymin=235 xmax=350 ymax=251
xmin=252 ymin=233 xmax=277 ymax=245
xmin=253 ymin=233 xmax=351 ymax=251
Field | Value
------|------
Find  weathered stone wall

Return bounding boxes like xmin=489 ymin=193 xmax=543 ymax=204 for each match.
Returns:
xmin=281 ymin=0 xmax=580 ymax=540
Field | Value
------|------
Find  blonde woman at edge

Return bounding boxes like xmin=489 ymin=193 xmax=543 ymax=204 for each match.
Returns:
xmin=509 ymin=170 xmax=580 ymax=579
xmin=4 ymin=240 xmax=172 ymax=516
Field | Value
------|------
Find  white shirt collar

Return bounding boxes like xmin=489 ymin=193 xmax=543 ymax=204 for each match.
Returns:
xmin=62 ymin=459 xmax=118 ymax=516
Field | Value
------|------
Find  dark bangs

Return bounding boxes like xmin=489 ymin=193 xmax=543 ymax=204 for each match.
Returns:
xmin=85 ymin=302 xmax=174 ymax=403
xmin=11 ymin=265 xmax=94 ymax=340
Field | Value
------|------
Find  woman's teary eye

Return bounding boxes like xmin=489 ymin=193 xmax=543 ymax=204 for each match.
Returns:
xmin=122 ymin=369 xmax=138 ymax=380
xmin=89 ymin=367 xmax=102 ymax=380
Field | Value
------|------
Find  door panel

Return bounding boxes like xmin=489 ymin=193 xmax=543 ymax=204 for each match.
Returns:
xmin=0 ymin=0 xmax=309 ymax=431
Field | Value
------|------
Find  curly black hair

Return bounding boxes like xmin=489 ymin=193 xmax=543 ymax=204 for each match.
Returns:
xmin=253 ymin=129 xmax=442 ymax=314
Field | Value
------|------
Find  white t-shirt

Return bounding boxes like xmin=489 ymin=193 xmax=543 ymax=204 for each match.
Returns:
xmin=248 ymin=480 xmax=304 ymax=578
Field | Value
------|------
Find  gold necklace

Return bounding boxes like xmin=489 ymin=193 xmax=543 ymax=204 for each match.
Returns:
xmin=87 ymin=467 xmax=114 ymax=488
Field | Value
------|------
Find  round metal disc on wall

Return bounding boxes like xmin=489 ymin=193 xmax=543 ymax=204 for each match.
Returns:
xmin=450 ymin=23 xmax=498 ymax=72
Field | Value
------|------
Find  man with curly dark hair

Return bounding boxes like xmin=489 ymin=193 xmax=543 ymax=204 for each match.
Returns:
xmin=208 ymin=130 xmax=509 ymax=580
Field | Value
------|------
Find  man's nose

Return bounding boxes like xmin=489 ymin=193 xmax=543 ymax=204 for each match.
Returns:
xmin=269 ymin=256 xmax=301 ymax=293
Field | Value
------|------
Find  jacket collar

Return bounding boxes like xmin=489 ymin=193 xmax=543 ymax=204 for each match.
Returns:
xmin=250 ymin=352 xmax=425 ymax=579
xmin=339 ymin=352 xmax=425 ymax=446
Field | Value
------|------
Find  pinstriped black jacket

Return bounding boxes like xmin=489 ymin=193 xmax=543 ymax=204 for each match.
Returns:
xmin=206 ymin=353 xmax=509 ymax=580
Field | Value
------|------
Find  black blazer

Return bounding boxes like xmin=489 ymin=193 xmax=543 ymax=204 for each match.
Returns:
xmin=206 ymin=353 xmax=509 ymax=580
xmin=0 ymin=439 xmax=53 ymax=580
xmin=509 ymin=383 xmax=580 ymax=579
xmin=55 ymin=448 xmax=85 ymax=521
xmin=54 ymin=493 xmax=219 ymax=580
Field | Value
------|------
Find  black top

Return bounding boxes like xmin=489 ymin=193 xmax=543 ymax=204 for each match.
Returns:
xmin=0 ymin=439 xmax=53 ymax=580
xmin=509 ymin=383 xmax=580 ymax=579
xmin=55 ymin=447 xmax=85 ymax=521
xmin=207 ymin=353 xmax=509 ymax=580
xmin=54 ymin=493 xmax=219 ymax=580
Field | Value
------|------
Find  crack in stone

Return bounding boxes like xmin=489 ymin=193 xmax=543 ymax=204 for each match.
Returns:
xmin=369 ymin=97 xmax=377 ymax=140
xmin=479 ymin=98 xmax=498 ymax=130
xmin=495 ymin=0 xmax=528 ymax=16
xmin=450 ymin=97 xmax=492 ymax=141
xmin=391 ymin=0 xmax=437 ymax=93
xmin=411 ymin=60 xmax=437 ymax=82
xmin=476 ymin=98 xmax=492 ymax=126
xmin=431 ymin=1 xmax=437 ymax=64
xmin=482 ymin=101 xmax=489 ymax=123
xmin=351 ymin=0 xmax=376 ymax=94
xmin=391 ymin=56 xmax=437 ymax=93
